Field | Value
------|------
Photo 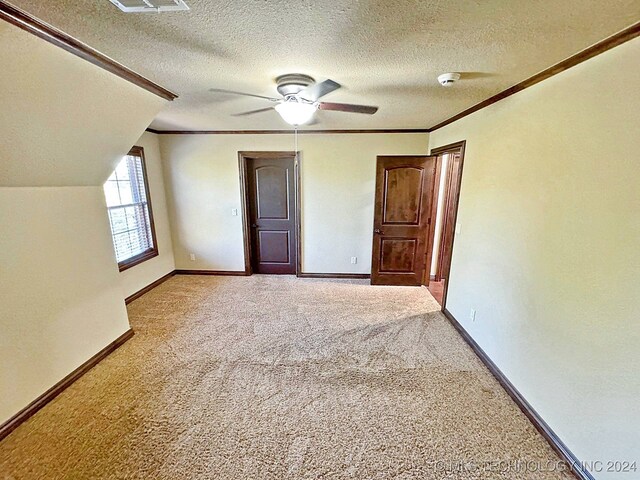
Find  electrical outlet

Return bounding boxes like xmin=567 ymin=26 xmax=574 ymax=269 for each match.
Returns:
xmin=231 ymin=208 xmax=238 ymax=216
xmin=351 ymin=256 xmax=357 ymax=264
xmin=470 ymin=309 xmax=476 ymax=322
xmin=189 ymin=253 xmax=196 ymax=261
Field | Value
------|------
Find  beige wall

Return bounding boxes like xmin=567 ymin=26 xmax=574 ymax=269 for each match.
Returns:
xmin=160 ymin=133 xmax=429 ymax=273
xmin=0 ymin=188 xmax=131 ymax=422
xmin=0 ymin=22 xmax=166 ymax=422
xmin=429 ymin=37 xmax=640 ymax=477
xmin=119 ymin=132 xmax=175 ymax=298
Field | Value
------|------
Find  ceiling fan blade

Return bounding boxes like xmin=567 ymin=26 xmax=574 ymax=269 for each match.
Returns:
xmin=298 ymin=79 xmax=341 ymax=101
xmin=318 ymin=102 xmax=378 ymax=114
xmin=231 ymin=106 xmax=276 ymax=116
xmin=209 ymin=88 xmax=280 ymax=102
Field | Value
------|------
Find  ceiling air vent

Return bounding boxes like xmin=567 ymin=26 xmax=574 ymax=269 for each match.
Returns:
xmin=108 ymin=0 xmax=189 ymax=13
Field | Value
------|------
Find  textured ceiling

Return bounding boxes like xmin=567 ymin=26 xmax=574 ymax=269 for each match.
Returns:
xmin=10 ymin=0 xmax=640 ymax=130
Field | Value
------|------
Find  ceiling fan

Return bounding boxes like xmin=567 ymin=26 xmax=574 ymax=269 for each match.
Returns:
xmin=210 ymin=74 xmax=378 ymax=126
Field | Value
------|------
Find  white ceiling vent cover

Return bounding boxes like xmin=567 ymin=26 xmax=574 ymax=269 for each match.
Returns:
xmin=109 ymin=0 xmax=189 ymax=13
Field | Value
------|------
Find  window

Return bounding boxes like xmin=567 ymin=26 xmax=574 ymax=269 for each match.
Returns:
xmin=104 ymin=146 xmax=158 ymax=271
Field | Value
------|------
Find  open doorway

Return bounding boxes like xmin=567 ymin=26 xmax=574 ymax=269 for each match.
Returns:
xmin=238 ymin=151 xmax=301 ymax=275
xmin=424 ymin=141 xmax=466 ymax=307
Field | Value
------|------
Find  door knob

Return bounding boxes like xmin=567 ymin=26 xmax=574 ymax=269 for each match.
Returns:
xmin=374 ymin=228 xmax=383 ymax=234
xmin=251 ymin=224 xmax=258 ymax=228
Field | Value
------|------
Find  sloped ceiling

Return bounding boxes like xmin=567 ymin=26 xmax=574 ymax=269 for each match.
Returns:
xmin=6 ymin=0 xmax=640 ymax=131
xmin=0 ymin=20 xmax=167 ymax=187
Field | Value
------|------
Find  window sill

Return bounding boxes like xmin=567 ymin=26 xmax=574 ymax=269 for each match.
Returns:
xmin=118 ymin=248 xmax=159 ymax=272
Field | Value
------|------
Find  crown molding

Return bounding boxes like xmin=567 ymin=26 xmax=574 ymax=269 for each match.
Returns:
xmin=429 ymin=22 xmax=640 ymax=131
xmin=145 ymin=128 xmax=431 ymax=135
xmin=0 ymin=0 xmax=177 ymax=101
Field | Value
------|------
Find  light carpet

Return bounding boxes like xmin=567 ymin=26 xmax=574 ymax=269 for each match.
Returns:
xmin=0 ymin=275 xmax=572 ymax=479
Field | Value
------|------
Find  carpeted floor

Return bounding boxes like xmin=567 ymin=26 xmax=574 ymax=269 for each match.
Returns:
xmin=0 ymin=275 xmax=572 ymax=479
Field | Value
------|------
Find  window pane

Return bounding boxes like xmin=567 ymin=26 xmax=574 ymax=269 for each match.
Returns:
xmin=128 ymin=229 xmax=143 ymax=256
xmin=113 ymin=232 xmax=131 ymax=262
xmin=133 ymin=160 xmax=147 ymax=202
xmin=124 ymin=205 xmax=139 ymax=230
xmin=115 ymin=158 xmax=130 ymax=181
xmin=144 ymin=207 xmax=153 ymax=245
xmin=104 ymin=181 xmax=121 ymax=207
xmin=108 ymin=207 xmax=128 ymax=234
xmin=117 ymin=180 xmax=133 ymax=205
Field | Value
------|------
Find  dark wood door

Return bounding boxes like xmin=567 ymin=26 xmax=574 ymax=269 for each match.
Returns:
xmin=371 ymin=156 xmax=437 ymax=286
xmin=246 ymin=154 xmax=297 ymax=274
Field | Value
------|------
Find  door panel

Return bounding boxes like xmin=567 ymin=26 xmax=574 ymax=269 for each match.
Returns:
xmin=257 ymin=230 xmax=290 ymax=264
xmin=383 ymin=167 xmax=424 ymax=224
xmin=255 ymin=166 xmax=289 ymax=219
xmin=371 ymin=156 xmax=437 ymax=286
xmin=380 ymin=238 xmax=417 ymax=272
xmin=246 ymin=155 xmax=297 ymax=274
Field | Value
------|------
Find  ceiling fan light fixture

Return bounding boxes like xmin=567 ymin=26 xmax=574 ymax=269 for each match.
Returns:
xmin=275 ymin=101 xmax=318 ymax=126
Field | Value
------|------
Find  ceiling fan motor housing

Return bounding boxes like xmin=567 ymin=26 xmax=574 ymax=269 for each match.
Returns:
xmin=276 ymin=74 xmax=315 ymax=97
